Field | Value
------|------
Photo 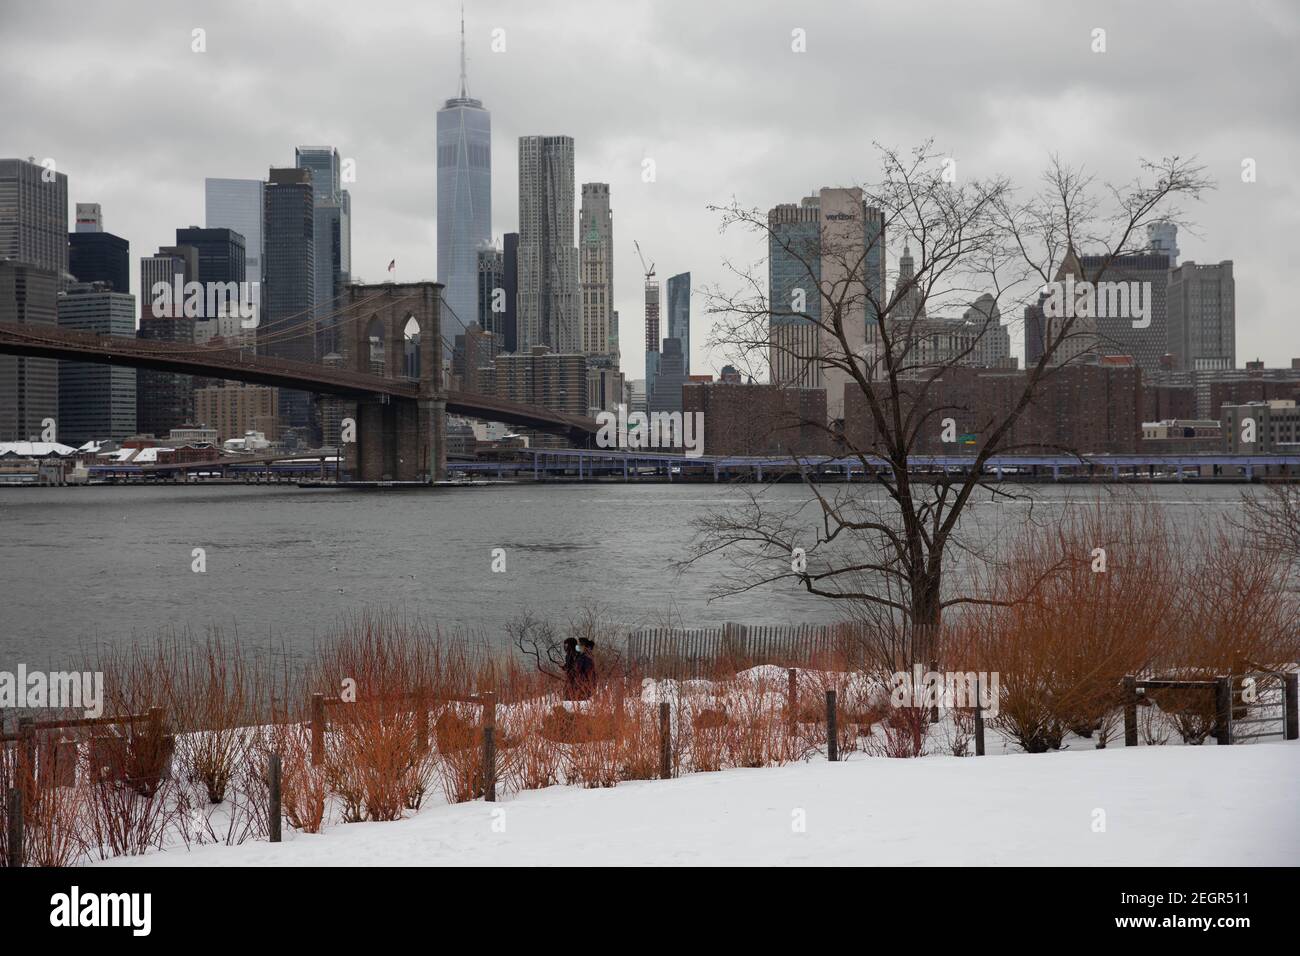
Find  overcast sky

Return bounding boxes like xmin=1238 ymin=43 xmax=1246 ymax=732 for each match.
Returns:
xmin=3 ymin=0 xmax=1297 ymax=379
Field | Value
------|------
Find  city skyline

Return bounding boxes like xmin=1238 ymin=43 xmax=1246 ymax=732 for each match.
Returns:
xmin=1 ymin=1 xmax=1296 ymax=382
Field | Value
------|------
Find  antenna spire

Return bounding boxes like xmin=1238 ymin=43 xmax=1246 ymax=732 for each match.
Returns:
xmin=458 ymin=3 xmax=468 ymax=98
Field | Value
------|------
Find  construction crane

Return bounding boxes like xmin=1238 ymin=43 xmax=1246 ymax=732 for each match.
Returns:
xmin=634 ymin=240 xmax=655 ymax=281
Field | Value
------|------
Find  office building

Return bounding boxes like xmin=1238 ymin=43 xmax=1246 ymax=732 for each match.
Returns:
xmin=579 ymin=183 xmax=614 ymax=358
xmin=56 ymin=283 xmax=137 ymax=443
xmin=517 ymin=135 xmax=578 ymax=352
xmin=295 ymin=146 xmax=351 ymax=354
xmin=502 ymin=232 xmax=519 ymax=352
xmin=137 ymin=246 xmax=198 ymax=438
xmin=1222 ymin=400 xmax=1300 ymax=453
xmin=648 ymin=337 xmax=687 ymax=416
xmin=666 ymin=271 xmax=690 ymax=377
xmin=437 ymin=16 xmax=491 ymax=343
xmin=477 ymin=245 xmax=506 ymax=337
xmin=770 ymin=187 xmax=884 ymax=420
xmin=0 ymin=158 xmax=66 ymax=440
xmin=262 ymin=167 xmax=315 ymax=430
xmin=195 ymin=383 xmax=279 ymax=443
xmin=175 ymin=226 xmax=246 ymax=286
xmin=0 ymin=262 xmax=60 ymax=440
xmin=205 ymin=178 xmax=265 ymax=285
xmin=68 ymin=230 xmax=129 ymax=293
xmin=1077 ymin=252 xmax=1171 ymax=371
xmin=0 ymin=157 xmax=69 ymax=280
xmin=1168 ymin=261 xmax=1235 ymax=372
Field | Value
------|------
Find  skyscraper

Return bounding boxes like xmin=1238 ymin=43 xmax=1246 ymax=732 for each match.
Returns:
xmin=517 ymin=135 xmax=578 ymax=352
xmin=68 ymin=230 xmax=129 ymax=294
xmin=437 ymin=13 xmax=491 ymax=345
xmin=175 ymin=227 xmax=246 ymax=286
xmin=1168 ymin=261 xmax=1235 ymax=371
xmin=477 ymin=245 xmax=505 ymax=337
xmin=648 ymin=337 xmax=686 ymax=416
xmin=57 ymin=283 xmax=137 ymax=443
xmin=579 ymin=183 xmax=614 ymax=358
xmin=643 ymin=278 xmax=660 ymax=399
xmin=1079 ymin=251 xmax=1171 ymax=370
xmin=0 ymin=262 xmax=60 ymax=441
xmin=1147 ymin=221 xmax=1180 ymax=266
xmin=262 ymin=167 xmax=315 ymax=431
xmin=0 ymin=158 xmax=69 ymax=280
xmin=502 ymin=232 xmax=519 ymax=352
xmin=666 ymin=272 xmax=690 ymax=376
xmin=137 ymin=245 xmax=198 ymax=437
xmin=205 ymin=178 xmax=265 ymax=285
xmin=295 ymin=146 xmax=351 ymax=354
xmin=0 ymin=158 xmax=67 ymax=440
xmin=768 ymin=187 xmax=884 ymax=420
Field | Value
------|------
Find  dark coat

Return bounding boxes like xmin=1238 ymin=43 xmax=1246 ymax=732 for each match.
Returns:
xmin=573 ymin=651 xmax=595 ymax=699
xmin=562 ymin=647 xmax=580 ymax=699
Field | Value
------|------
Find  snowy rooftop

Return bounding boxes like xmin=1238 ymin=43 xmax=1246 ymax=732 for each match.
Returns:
xmin=0 ymin=441 xmax=78 ymax=458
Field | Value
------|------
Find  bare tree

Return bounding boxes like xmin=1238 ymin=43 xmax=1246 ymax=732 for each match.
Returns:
xmin=1237 ymin=484 xmax=1300 ymax=564
xmin=682 ymin=142 xmax=1211 ymax=667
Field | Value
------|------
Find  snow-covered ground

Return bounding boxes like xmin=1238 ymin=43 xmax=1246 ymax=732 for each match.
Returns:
xmin=100 ymin=739 xmax=1298 ymax=866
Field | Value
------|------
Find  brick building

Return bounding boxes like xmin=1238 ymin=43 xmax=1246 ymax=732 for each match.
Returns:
xmin=682 ymin=383 xmax=830 ymax=457
xmin=842 ymin=364 xmax=1143 ymax=456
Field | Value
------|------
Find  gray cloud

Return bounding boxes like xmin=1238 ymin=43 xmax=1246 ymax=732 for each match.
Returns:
xmin=3 ymin=0 xmax=1296 ymax=376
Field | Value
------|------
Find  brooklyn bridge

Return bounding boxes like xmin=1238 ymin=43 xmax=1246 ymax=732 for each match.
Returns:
xmin=0 ymin=281 xmax=598 ymax=482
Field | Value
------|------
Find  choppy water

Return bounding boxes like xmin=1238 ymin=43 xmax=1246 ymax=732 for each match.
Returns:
xmin=0 ymin=481 xmax=1257 ymax=669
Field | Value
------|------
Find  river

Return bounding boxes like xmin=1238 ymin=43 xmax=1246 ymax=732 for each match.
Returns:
xmin=0 ymin=481 xmax=1257 ymax=669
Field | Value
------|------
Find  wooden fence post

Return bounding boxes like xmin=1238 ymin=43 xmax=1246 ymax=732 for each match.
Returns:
xmin=482 ymin=727 xmax=496 ymax=802
xmin=825 ymin=690 xmax=838 ymax=762
xmin=973 ymin=674 xmax=985 ymax=757
xmin=6 ymin=787 xmax=21 ymax=867
xmin=787 ymin=668 xmax=797 ymax=733
xmin=1123 ymin=676 xmax=1138 ymax=747
xmin=482 ymin=692 xmax=497 ymax=802
xmin=928 ymin=659 xmax=940 ymax=723
xmin=1215 ymin=677 xmax=1232 ymax=746
xmin=1285 ymin=673 xmax=1298 ymax=742
xmin=268 ymin=753 xmax=282 ymax=843
xmin=659 ymin=701 xmax=672 ymax=779
xmin=18 ymin=716 xmax=35 ymax=779
xmin=311 ymin=693 xmax=324 ymax=766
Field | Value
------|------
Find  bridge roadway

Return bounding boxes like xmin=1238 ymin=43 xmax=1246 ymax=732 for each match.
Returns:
xmin=0 ymin=321 xmax=597 ymax=442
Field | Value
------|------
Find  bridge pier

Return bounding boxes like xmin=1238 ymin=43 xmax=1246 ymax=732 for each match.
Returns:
xmin=343 ymin=283 xmax=445 ymax=483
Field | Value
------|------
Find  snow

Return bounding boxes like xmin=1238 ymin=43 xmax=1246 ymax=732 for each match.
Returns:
xmin=0 ymin=441 xmax=78 ymax=457
xmin=98 ymin=739 xmax=1298 ymax=867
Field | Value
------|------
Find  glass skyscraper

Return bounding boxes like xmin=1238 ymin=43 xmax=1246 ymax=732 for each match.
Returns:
xmin=295 ymin=146 xmax=351 ymax=355
xmin=666 ymin=271 xmax=690 ymax=376
xmin=262 ymin=167 xmax=315 ymax=432
xmin=437 ymin=17 xmax=491 ymax=347
xmin=205 ymin=178 xmax=264 ymax=285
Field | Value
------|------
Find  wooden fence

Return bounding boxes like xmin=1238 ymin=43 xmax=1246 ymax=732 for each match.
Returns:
xmin=624 ymin=623 xmax=867 ymax=678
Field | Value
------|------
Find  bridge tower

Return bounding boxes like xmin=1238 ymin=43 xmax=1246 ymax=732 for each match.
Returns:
xmin=343 ymin=282 xmax=446 ymax=482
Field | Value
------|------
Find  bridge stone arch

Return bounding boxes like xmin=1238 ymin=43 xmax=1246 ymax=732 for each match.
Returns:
xmin=344 ymin=282 xmax=445 ymax=482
